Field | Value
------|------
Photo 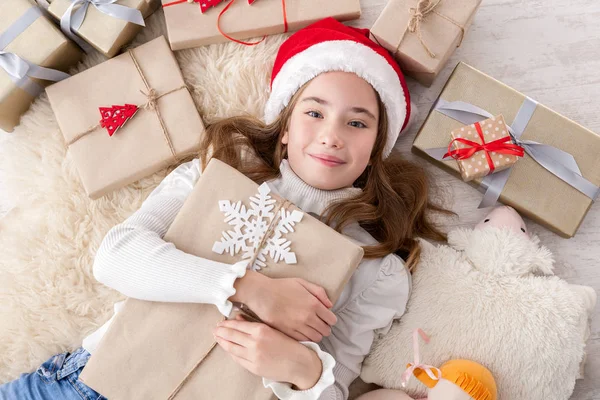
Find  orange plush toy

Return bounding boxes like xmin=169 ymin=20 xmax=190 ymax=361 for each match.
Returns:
xmin=356 ymin=329 xmax=497 ymax=400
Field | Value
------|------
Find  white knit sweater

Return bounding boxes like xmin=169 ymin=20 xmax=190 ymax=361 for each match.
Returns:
xmin=82 ymin=158 xmax=411 ymax=400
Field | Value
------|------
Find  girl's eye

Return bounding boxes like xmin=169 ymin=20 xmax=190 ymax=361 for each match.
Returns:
xmin=306 ymin=111 xmax=323 ymax=119
xmin=349 ymin=121 xmax=367 ymax=129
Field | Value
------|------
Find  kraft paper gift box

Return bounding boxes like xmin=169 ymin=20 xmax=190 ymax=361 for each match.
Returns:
xmin=78 ymin=157 xmax=365 ymax=400
xmin=46 ymin=36 xmax=205 ymax=199
xmin=370 ymin=0 xmax=481 ymax=86
xmin=46 ymin=0 xmax=161 ymax=58
xmin=412 ymin=62 xmax=600 ymax=238
xmin=447 ymin=114 xmax=523 ymax=182
xmin=161 ymin=0 xmax=362 ymax=50
xmin=0 ymin=0 xmax=82 ymax=132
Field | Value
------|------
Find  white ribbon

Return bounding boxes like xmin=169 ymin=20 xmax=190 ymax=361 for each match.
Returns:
xmin=1 ymin=6 xmax=71 ymax=97
xmin=423 ymin=98 xmax=600 ymax=208
xmin=60 ymin=0 xmax=145 ymax=51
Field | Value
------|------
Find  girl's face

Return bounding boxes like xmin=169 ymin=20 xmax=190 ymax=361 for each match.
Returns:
xmin=282 ymin=71 xmax=380 ymax=191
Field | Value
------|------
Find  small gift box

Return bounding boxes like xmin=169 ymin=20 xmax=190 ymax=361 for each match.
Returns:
xmin=161 ymin=0 xmax=361 ymax=50
xmin=0 ymin=0 xmax=82 ymax=132
xmin=78 ymin=158 xmax=365 ymax=400
xmin=370 ymin=0 xmax=481 ymax=86
xmin=46 ymin=36 xmax=205 ymax=199
xmin=46 ymin=0 xmax=161 ymax=58
xmin=446 ymin=115 xmax=524 ymax=182
xmin=412 ymin=62 xmax=600 ymax=238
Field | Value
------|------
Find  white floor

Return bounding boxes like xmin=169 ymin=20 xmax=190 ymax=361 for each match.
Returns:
xmin=2 ymin=0 xmax=598 ymax=398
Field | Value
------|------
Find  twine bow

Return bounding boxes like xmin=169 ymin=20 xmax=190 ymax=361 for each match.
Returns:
xmin=399 ymin=0 xmax=466 ymax=58
xmin=166 ymin=196 xmax=293 ymax=400
xmin=66 ymin=48 xmax=187 ymax=163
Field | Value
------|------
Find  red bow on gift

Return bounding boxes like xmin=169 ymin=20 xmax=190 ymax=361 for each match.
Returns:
xmin=164 ymin=0 xmax=258 ymax=14
xmin=443 ymin=121 xmax=525 ymax=173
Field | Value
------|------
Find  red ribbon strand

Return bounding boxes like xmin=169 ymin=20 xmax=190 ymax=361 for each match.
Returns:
xmin=162 ymin=0 xmax=288 ymax=46
xmin=443 ymin=121 xmax=524 ymax=173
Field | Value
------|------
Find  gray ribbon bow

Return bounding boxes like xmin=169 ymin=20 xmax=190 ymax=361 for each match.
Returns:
xmin=424 ymin=98 xmax=600 ymax=208
xmin=1 ymin=6 xmax=70 ymax=97
xmin=60 ymin=0 xmax=145 ymax=52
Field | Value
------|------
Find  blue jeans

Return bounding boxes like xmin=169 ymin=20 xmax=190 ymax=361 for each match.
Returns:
xmin=0 ymin=346 xmax=107 ymax=400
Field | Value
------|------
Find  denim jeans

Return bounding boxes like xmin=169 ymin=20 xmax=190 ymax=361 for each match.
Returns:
xmin=0 ymin=346 xmax=106 ymax=400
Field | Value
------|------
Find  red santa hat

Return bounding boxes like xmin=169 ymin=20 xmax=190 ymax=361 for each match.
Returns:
xmin=264 ymin=17 xmax=412 ymax=159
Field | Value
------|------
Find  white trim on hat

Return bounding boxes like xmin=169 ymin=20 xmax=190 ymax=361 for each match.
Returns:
xmin=264 ymin=40 xmax=407 ymax=158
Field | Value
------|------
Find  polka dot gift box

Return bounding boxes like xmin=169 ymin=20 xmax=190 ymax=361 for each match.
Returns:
xmin=445 ymin=114 xmax=525 ymax=182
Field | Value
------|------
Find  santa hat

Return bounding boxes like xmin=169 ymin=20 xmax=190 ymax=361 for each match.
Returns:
xmin=264 ymin=17 xmax=412 ymax=159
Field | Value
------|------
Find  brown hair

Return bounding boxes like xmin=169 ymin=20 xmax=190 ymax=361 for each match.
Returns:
xmin=198 ymin=82 xmax=451 ymax=271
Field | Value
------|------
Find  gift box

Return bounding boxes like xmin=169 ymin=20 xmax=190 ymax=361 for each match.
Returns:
xmin=412 ymin=62 xmax=600 ymax=238
xmin=46 ymin=0 xmax=160 ymax=58
xmin=46 ymin=36 xmax=205 ymax=199
xmin=447 ymin=115 xmax=524 ymax=181
xmin=162 ymin=0 xmax=361 ymax=50
xmin=0 ymin=0 xmax=82 ymax=132
xmin=78 ymin=157 xmax=365 ymax=400
xmin=370 ymin=0 xmax=481 ymax=86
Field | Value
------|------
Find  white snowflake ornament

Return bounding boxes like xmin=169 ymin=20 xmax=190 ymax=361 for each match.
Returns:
xmin=212 ymin=183 xmax=304 ymax=271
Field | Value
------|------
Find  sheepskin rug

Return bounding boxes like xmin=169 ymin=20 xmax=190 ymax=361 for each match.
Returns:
xmin=0 ymin=10 xmax=289 ymax=384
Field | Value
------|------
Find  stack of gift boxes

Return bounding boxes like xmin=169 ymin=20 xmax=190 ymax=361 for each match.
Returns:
xmin=2 ymin=0 xmax=599 ymax=398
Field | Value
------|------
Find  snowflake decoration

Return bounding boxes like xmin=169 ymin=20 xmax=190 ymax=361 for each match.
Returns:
xmin=212 ymin=183 xmax=303 ymax=271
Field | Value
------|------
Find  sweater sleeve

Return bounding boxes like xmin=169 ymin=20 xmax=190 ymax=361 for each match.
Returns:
xmin=92 ymin=158 xmax=248 ymax=317
xmin=263 ymin=254 xmax=411 ymax=400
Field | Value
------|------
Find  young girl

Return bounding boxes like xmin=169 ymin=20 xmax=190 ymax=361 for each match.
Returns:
xmin=0 ymin=18 xmax=446 ymax=400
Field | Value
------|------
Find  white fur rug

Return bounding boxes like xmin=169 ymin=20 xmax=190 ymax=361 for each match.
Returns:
xmin=0 ymin=10 xmax=288 ymax=384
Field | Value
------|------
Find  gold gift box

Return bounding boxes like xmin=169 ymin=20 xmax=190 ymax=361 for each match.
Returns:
xmin=162 ymin=0 xmax=361 ymax=50
xmin=46 ymin=36 xmax=205 ymax=199
xmin=370 ymin=0 xmax=481 ymax=86
xmin=412 ymin=62 xmax=600 ymax=238
xmin=78 ymin=158 xmax=364 ymax=399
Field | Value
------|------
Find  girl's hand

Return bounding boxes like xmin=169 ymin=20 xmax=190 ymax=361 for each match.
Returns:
xmin=214 ymin=315 xmax=323 ymax=390
xmin=245 ymin=276 xmax=338 ymax=342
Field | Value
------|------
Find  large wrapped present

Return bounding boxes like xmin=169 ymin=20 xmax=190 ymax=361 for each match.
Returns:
xmin=370 ymin=0 xmax=481 ymax=86
xmin=46 ymin=36 xmax=205 ymax=199
xmin=78 ymin=157 xmax=365 ymax=399
xmin=412 ymin=62 xmax=600 ymax=238
xmin=161 ymin=0 xmax=361 ymax=50
xmin=0 ymin=0 xmax=82 ymax=132
xmin=45 ymin=0 xmax=160 ymax=58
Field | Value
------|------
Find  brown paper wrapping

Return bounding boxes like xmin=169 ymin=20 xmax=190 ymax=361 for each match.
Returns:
xmin=370 ymin=0 xmax=481 ymax=86
xmin=78 ymin=158 xmax=364 ymax=400
xmin=0 ymin=0 xmax=82 ymax=132
xmin=47 ymin=0 xmax=160 ymax=57
xmin=46 ymin=36 xmax=205 ymax=199
xmin=449 ymin=115 xmax=520 ymax=181
xmin=162 ymin=0 xmax=361 ymax=50
xmin=412 ymin=62 xmax=600 ymax=238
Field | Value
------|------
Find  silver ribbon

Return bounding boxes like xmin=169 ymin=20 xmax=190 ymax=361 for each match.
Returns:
xmin=1 ymin=6 xmax=70 ymax=97
xmin=60 ymin=0 xmax=145 ymax=52
xmin=423 ymin=98 xmax=600 ymax=208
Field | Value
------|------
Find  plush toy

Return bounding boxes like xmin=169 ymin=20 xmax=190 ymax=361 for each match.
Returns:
xmin=356 ymin=328 xmax=497 ymax=400
xmin=359 ymin=206 xmax=597 ymax=400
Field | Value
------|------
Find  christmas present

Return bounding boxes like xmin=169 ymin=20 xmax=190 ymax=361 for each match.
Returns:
xmin=161 ymin=0 xmax=361 ymax=50
xmin=370 ymin=0 xmax=481 ymax=86
xmin=445 ymin=115 xmax=524 ymax=182
xmin=412 ymin=62 xmax=600 ymax=238
xmin=0 ymin=0 xmax=81 ymax=132
xmin=46 ymin=36 xmax=205 ymax=199
xmin=46 ymin=0 xmax=161 ymax=58
xmin=78 ymin=157 xmax=365 ymax=400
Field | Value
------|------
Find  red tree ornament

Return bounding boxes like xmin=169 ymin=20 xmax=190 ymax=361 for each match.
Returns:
xmin=99 ymin=104 xmax=139 ymax=137
xmin=195 ymin=0 xmax=259 ymax=13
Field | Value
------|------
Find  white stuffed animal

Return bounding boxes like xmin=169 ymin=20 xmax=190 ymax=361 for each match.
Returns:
xmin=359 ymin=206 xmax=597 ymax=400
